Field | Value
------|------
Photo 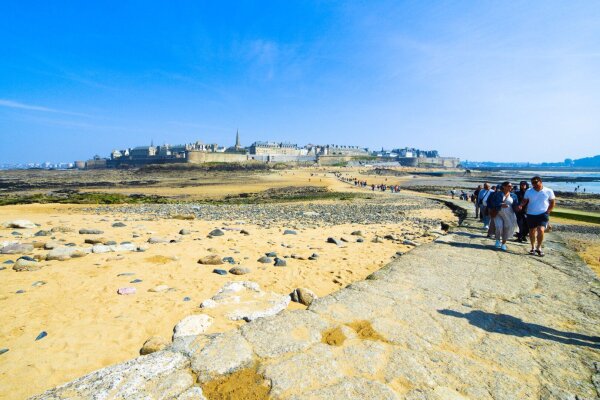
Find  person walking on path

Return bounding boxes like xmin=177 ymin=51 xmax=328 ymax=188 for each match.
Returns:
xmin=489 ymin=182 xmax=519 ymax=251
xmin=477 ymin=183 xmax=491 ymax=226
xmin=519 ymin=176 xmax=555 ymax=257
xmin=473 ymin=185 xmax=482 ymax=219
xmin=486 ymin=185 xmax=501 ymax=237
xmin=515 ymin=181 xmax=529 ymax=242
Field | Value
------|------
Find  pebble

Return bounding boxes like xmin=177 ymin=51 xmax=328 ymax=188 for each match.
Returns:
xmin=32 ymin=281 xmax=46 ymax=287
xmin=183 ymin=297 xmax=191 ymax=302
xmin=266 ymin=251 xmax=277 ymax=257
xmin=179 ymin=229 xmax=191 ymax=235
xmin=0 ymin=348 xmax=8 ymax=356
xmin=213 ymin=269 xmax=228 ymax=275
xmin=112 ymin=222 xmax=127 ymax=228
xmin=290 ymin=287 xmax=318 ymax=306
xmin=257 ymin=256 xmax=272 ymax=264
xmin=283 ymin=229 xmax=297 ymax=235
xmin=3 ymin=260 xmax=14 ymax=264
xmin=16 ymin=290 xmax=25 ymax=294
xmin=139 ymin=336 xmax=168 ymax=355
xmin=0 ymin=243 xmax=34 ymax=255
xmin=117 ymin=272 xmax=135 ymax=277
xmin=327 ymin=237 xmax=342 ymax=246
xmin=130 ymin=279 xmax=143 ymax=283
xmin=222 ymin=256 xmax=236 ymax=264
xmin=3 ymin=219 xmax=37 ymax=229
xmin=148 ymin=285 xmax=170 ymax=292
xmin=79 ymin=229 xmax=104 ymax=235
xmin=35 ymin=331 xmax=47 ymax=341
xmin=274 ymin=257 xmax=287 ymax=267
xmin=240 ymin=229 xmax=250 ymax=235
xmin=198 ymin=255 xmax=224 ymax=265
xmin=229 ymin=266 xmax=251 ymax=275
xmin=34 ymin=230 xmax=51 ymax=237
xmin=351 ymin=230 xmax=363 ymax=236
xmin=117 ymin=287 xmax=136 ymax=295
xmin=147 ymin=237 xmax=169 ymax=244
xmin=356 ymin=237 xmax=364 ymax=243
xmin=208 ymin=229 xmax=224 ymax=237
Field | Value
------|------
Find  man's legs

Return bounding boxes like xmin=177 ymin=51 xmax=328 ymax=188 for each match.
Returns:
xmin=536 ymin=226 xmax=545 ymax=250
xmin=529 ymin=228 xmax=537 ymax=251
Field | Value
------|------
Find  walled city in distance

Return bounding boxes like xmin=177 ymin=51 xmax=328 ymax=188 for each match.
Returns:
xmin=73 ymin=131 xmax=459 ymax=170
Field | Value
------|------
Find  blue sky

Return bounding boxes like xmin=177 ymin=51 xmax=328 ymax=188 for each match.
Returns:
xmin=1 ymin=1 xmax=599 ymax=163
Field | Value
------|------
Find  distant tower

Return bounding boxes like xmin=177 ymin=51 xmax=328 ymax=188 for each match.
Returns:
xmin=235 ymin=129 xmax=241 ymax=149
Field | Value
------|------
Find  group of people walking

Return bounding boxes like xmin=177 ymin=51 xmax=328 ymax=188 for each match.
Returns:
xmin=471 ymin=176 xmax=555 ymax=255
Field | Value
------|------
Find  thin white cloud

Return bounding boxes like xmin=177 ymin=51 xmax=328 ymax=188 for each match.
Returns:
xmin=0 ymin=99 xmax=90 ymax=117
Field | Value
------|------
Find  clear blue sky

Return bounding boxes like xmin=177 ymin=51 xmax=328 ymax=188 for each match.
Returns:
xmin=1 ymin=1 xmax=599 ymax=164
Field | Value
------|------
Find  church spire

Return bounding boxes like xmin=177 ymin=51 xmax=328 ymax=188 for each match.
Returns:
xmin=235 ymin=129 xmax=241 ymax=148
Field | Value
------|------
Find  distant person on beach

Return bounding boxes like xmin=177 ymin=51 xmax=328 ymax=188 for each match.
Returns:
xmin=478 ymin=183 xmax=491 ymax=226
xmin=486 ymin=184 xmax=503 ymax=238
xmin=473 ymin=185 xmax=482 ymax=219
xmin=490 ymin=182 xmax=518 ymax=251
xmin=450 ymin=189 xmax=456 ymax=199
xmin=519 ymin=176 xmax=555 ymax=257
xmin=515 ymin=181 xmax=529 ymax=242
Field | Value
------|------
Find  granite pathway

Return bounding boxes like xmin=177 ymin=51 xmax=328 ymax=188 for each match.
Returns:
xmin=32 ymin=201 xmax=600 ymax=399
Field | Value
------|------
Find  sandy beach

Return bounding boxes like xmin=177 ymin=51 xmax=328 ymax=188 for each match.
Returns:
xmin=0 ymin=170 xmax=455 ymax=399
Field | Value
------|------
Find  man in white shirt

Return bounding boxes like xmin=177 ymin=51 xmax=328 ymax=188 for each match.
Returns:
xmin=519 ymin=176 xmax=555 ymax=257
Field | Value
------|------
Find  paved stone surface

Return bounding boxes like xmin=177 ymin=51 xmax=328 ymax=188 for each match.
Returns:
xmin=30 ymin=199 xmax=600 ymax=399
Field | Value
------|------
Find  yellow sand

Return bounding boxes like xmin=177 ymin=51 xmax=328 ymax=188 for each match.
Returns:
xmin=0 ymin=197 xmax=453 ymax=399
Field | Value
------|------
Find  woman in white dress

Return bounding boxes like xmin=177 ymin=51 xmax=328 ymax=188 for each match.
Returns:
xmin=493 ymin=181 xmax=519 ymax=251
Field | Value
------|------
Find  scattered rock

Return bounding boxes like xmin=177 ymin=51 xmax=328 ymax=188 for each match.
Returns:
xmin=3 ymin=220 xmax=37 ymax=229
xmin=240 ymin=229 xmax=250 ymax=235
xmin=117 ymin=287 xmax=136 ymax=295
xmin=183 ymin=297 xmax=191 ymax=302
xmin=403 ymin=239 xmax=418 ymax=246
xmin=208 ymin=229 xmax=224 ymax=237
xmin=149 ymin=285 xmax=170 ymax=293
xmin=172 ymin=314 xmax=213 ymax=340
xmin=372 ymin=236 xmax=384 ymax=243
xmin=0 ymin=348 xmax=8 ymax=356
xmin=44 ymin=241 xmax=60 ymax=250
xmin=140 ymin=336 xmax=169 ymax=355
xmin=0 ymin=243 xmax=34 ymax=255
xmin=46 ymin=246 xmax=89 ymax=261
xmin=3 ymin=260 xmax=14 ymax=264
xmin=213 ymin=269 xmax=228 ymax=276
xmin=384 ymin=234 xmax=398 ymax=241
xmin=266 ymin=252 xmax=277 ymax=257
xmin=148 ymin=237 xmax=169 ymax=244
xmin=257 ymin=256 xmax=272 ymax=264
xmin=179 ymin=229 xmax=191 ymax=235
xmin=327 ymin=237 xmax=342 ymax=246
xmin=117 ymin=272 xmax=135 ymax=277
xmin=34 ymin=230 xmax=51 ymax=237
xmin=85 ymin=238 xmax=106 ymax=245
xmin=351 ymin=230 xmax=363 ymax=236
xmin=130 ymin=279 xmax=143 ymax=283
xmin=35 ymin=331 xmax=47 ymax=341
xmin=16 ymin=289 xmax=25 ymax=294
xmin=290 ymin=287 xmax=318 ymax=306
xmin=198 ymin=255 xmax=224 ymax=265
xmin=112 ymin=222 xmax=127 ymax=228
xmin=283 ymin=230 xmax=297 ymax=235
xmin=32 ymin=281 xmax=46 ymax=287
xmin=274 ymin=258 xmax=287 ymax=267
xmin=79 ymin=229 xmax=104 ymax=235
xmin=340 ymin=237 xmax=350 ymax=242
xmin=356 ymin=237 xmax=364 ymax=243
xmin=13 ymin=258 xmax=42 ymax=271
xmin=229 ymin=267 xmax=251 ymax=275
xmin=222 ymin=256 xmax=235 ymax=264
xmin=51 ymin=226 xmax=72 ymax=233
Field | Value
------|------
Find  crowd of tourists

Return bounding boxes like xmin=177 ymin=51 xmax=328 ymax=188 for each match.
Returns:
xmin=336 ymin=174 xmax=402 ymax=193
xmin=465 ymin=176 xmax=555 ymax=255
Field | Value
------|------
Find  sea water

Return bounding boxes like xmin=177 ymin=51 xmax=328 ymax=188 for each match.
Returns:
xmin=516 ymin=171 xmax=600 ymax=194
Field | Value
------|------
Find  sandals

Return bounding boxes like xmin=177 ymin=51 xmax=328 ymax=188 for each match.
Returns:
xmin=536 ymin=249 xmax=544 ymax=257
xmin=529 ymin=249 xmax=535 ymax=255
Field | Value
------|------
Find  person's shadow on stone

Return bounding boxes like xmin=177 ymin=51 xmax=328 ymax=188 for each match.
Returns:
xmin=438 ymin=309 xmax=600 ymax=349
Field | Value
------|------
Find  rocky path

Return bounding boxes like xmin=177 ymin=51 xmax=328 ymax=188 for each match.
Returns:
xmin=32 ymin=200 xmax=600 ymax=399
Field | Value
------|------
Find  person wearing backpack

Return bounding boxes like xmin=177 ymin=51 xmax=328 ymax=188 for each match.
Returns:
xmin=477 ymin=183 xmax=491 ymax=228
